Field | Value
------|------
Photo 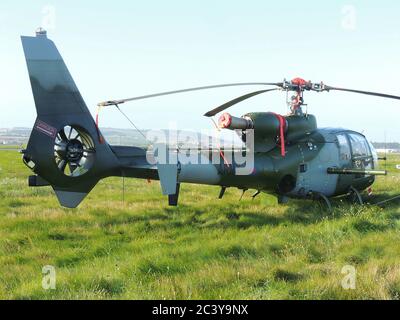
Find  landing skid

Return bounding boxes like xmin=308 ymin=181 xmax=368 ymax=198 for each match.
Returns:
xmin=251 ymin=190 xmax=261 ymax=200
xmin=371 ymin=194 xmax=400 ymax=208
xmin=309 ymin=192 xmax=333 ymax=212
xmin=276 ymin=192 xmax=332 ymax=211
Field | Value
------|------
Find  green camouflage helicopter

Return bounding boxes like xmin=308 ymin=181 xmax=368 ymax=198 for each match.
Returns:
xmin=21 ymin=29 xmax=399 ymax=210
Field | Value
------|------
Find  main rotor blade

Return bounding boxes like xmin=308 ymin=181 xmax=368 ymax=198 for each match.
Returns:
xmin=325 ymin=85 xmax=400 ymax=101
xmin=204 ymin=88 xmax=278 ymax=117
xmin=98 ymin=82 xmax=282 ymax=106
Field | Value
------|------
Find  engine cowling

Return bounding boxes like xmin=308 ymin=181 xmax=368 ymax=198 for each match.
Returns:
xmin=218 ymin=112 xmax=317 ymax=153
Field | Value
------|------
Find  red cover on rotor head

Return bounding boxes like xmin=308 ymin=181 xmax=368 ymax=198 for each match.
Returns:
xmin=291 ymin=77 xmax=308 ymax=86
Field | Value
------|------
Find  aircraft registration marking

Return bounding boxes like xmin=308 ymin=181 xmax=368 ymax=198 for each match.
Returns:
xmin=34 ymin=119 xmax=57 ymax=138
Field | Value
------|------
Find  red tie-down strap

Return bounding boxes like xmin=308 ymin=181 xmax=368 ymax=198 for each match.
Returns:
xmin=209 ymin=116 xmax=231 ymax=167
xmin=95 ymin=106 xmax=104 ymax=144
xmin=271 ymin=113 xmax=287 ymax=157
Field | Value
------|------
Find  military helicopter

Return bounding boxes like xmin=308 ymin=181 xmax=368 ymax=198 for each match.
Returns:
xmin=21 ymin=29 xmax=400 ymax=209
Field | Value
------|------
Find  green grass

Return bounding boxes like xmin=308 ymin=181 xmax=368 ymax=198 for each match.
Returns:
xmin=0 ymin=146 xmax=22 ymax=150
xmin=0 ymin=150 xmax=400 ymax=300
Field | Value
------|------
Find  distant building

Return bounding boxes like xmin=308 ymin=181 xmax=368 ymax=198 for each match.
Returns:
xmin=373 ymin=142 xmax=400 ymax=154
xmin=375 ymin=149 xmax=400 ymax=154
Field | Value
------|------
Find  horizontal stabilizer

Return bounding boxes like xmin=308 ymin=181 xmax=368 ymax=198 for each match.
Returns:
xmin=28 ymin=175 xmax=50 ymax=187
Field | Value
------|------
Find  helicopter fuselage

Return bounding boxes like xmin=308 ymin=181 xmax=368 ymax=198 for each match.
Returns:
xmin=21 ymin=31 xmax=390 ymax=208
xmin=113 ymin=114 xmax=380 ymax=204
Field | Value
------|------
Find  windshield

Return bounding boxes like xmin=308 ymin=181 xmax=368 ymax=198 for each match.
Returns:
xmin=348 ymin=133 xmax=371 ymax=158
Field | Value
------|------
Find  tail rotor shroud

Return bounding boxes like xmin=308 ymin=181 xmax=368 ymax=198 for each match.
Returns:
xmin=54 ymin=125 xmax=96 ymax=177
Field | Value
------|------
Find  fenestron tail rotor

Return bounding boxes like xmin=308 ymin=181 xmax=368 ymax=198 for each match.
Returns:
xmin=54 ymin=125 xmax=96 ymax=177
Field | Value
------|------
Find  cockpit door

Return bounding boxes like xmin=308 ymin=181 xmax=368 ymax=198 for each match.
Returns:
xmin=336 ymin=133 xmax=353 ymax=188
xmin=348 ymin=133 xmax=374 ymax=173
xmin=337 ymin=134 xmax=352 ymax=166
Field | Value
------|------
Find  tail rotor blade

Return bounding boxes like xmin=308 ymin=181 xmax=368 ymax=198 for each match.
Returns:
xmin=55 ymin=142 xmax=67 ymax=158
xmin=204 ymin=88 xmax=278 ymax=117
xmin=60 ymin=128 xmax=68 ymax=142
xmin=58 ymin=159 xmax=67 ymax=172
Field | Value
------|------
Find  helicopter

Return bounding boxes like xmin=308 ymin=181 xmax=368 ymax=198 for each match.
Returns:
xmin=20 ymin=29 xmax=400 ymax=210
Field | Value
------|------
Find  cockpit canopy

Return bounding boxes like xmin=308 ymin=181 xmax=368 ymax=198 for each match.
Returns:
xmin=337 ymin=132 xmax=378 ymax=169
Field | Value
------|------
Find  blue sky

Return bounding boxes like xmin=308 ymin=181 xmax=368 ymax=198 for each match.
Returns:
xmin=1 ymin=1 xmax=399 ymax=142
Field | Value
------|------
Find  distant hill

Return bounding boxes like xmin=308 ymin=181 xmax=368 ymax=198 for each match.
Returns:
xmin=0 ymin=128 xmax=32 ymax=146
xmin=0 ymin=127 xmax=231 ymax=149
xmin=0 ymin=127 xmax=150 ymax=146
xmin=1 ymin=127 xmax=397 ymax=150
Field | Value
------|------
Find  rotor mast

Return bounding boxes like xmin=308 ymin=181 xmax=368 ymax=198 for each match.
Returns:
xmin=281 ymin=78 xmax=326 ymax=116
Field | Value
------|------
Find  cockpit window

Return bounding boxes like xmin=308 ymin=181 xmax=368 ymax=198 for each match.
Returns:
xmin=337 ymin=134 xmax=351 ymax=161
xmin=348 ymin=133 xmax=371 ymax=158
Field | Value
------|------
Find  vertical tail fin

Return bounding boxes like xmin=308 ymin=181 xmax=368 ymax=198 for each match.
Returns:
xmin=21 ymin=29 xmax=91 ymax=117
xmin=21 ymin=29 xmax=118 ymax=208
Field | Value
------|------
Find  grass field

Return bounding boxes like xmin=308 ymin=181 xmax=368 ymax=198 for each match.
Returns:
xmin=0 ymin=149 xmax=400 ymax=300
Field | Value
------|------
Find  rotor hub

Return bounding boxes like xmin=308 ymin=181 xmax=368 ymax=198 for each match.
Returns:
xmin=66 ymin=139 xmax=84 ymax=162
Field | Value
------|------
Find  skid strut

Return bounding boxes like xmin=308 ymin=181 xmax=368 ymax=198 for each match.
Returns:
xmin=349 ymin=186 xmax=364 ymax=205
xmin=311 ymin=192 xmax=332 ymax=212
